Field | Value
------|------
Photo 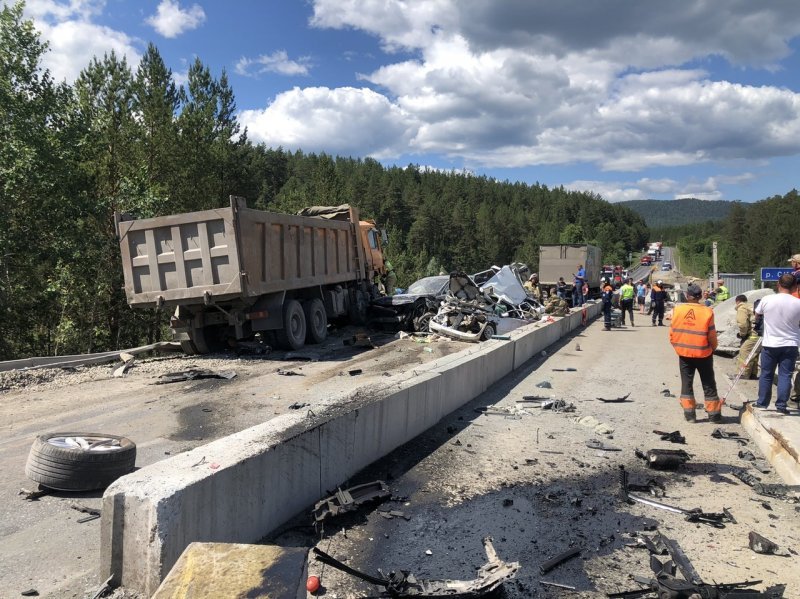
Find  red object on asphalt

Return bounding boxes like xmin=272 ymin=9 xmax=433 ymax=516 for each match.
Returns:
xmin=306 ymin=575 xmax=321 ymax=593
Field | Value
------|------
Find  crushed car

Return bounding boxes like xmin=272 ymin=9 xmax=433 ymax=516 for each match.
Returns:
xmin=369 ymin=275 xmax=448 ymax=332
xmin=429 ymin=267 xmax=542 ymax=342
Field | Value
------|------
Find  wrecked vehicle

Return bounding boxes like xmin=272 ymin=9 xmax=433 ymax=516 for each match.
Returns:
xmin=313 ymin=536 xmax=520 ymax=598
xmin=313 ymin=481 xmax=391 ymax=523
xmin=369 ymin=275 xmax=448 ymax=332
xmin=429 ymin=268 xmax=542 ymax=342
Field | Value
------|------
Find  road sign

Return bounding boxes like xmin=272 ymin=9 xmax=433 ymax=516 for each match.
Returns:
xmin=760 ymin=267 xmax=794 ymax=281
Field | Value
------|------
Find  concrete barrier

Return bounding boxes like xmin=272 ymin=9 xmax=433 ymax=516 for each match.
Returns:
xmin=101 ymin=303 xmax=601 ymax=595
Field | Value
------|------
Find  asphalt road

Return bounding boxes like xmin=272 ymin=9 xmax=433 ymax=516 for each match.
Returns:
xmin=298 ymin=306 xmax=799 ymax=598
xmin=0 ymin=328 xmax=463 ymax=599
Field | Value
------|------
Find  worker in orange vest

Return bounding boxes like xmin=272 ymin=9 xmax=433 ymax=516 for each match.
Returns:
xmin=669 ymin=282 xmax=721 ymax=422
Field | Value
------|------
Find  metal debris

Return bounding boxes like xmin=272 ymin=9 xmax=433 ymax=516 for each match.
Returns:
xmin=539 ymin=580 xmax=576 ymax=591
xmin=586 ymin=439 xmax=621 ymax=452
xmin=539 ymin=546 xmax=580 ymax=575
xmin=596 ymin=393 xmax=632 ymax=403
xmin=155 ymin=369 xmax=237 ymax=384
xmin=313 ymin=481 xmax=391 ymax=522
xmin=313 ymin=536 xmax=520 ymax=598
xmin=608 ymin=532 xmax=783 ymax=598
xmin=288 ymin=402 xmax=310 ymax=410
xmin=749 ymin=531 xmax=780 ymax=555
xmin=70 ymin=503 xmax=101 ymax=523
xmin=711 ymin=428 xmax=749 ymax=445
xmin=535 ymin=381 xmax=552 ymax=389
xmin=112 ymin=352 xmax=135 ymax=378
xmin=277 ymin=368 xmax=304 ymax=376
xmin=551 ymin=367 xmax=577 ymax=372
xmin=652 ymin=430 xmax=685 ymax=444
xmin=348 ymin=369 xmax=363 ymax=376
xmin=19 ymin=487 xmax=50 ymax=501
xmin=732 ymin=469 xmax=800 ymax=502
xmin=619 ymin=466 xmax=733 ymax=528
xmin=635 ymin=448 xmax=691 ymax=470
xmin=738 ymin=449 xmax=771 ymax=474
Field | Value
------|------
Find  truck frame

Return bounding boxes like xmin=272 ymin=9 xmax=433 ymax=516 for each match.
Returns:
xmin=116 ymin=197 xmax=387 ymax=354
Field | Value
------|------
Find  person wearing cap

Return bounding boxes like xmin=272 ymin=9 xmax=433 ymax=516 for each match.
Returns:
xmin=789 ymin=253 xmax=800 ymax=298
xmin=753 ymin=273 xmax=800 ymax=415
xmin=523 ymin=273 xmax=542 ymax=302
xmin=619 ymin=277 xmax=635 ymax=326
xmin=669 ymin=283 xmax=721 ymax=422
xmin=600 ymin=277 xmax=614 ymax=330
xmin=651 ymin=279 xmax=667 ymax=326
xmin=714 ymin=279 xmax=730 ymax=304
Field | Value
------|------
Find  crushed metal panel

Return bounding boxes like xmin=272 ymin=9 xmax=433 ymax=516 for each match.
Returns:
xmin=481 ymin=265 xmax=529 ymax=306
xmin=312 ymin=481 xmax=391 ymax=522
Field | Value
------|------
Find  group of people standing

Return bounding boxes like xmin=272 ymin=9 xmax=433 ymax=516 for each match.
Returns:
xmin=601 ymin=277 xmax=668 ymax=330
xmin=668 ymin=253 xmax=800 ymax=422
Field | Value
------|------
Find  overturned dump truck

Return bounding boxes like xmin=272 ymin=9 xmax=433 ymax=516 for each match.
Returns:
xmin=116 ymin=197 xmax=387 ymax=354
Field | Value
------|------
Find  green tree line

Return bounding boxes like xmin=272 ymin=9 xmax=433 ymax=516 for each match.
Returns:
xmin=2 ymin=2 xmax=649 ymax=359
xmin=651 ymin=190 xmax=800 ymax=278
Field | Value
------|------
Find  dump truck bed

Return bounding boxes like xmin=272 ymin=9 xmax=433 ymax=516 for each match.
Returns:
xmin=538 ymin=244 xmax=602 ymax=288
xmin=117 ymin=200 xmax=363 ymax=308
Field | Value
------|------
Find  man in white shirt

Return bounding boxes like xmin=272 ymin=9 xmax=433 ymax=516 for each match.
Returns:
xmin=754 ymin=273 xmax=800 ymax=414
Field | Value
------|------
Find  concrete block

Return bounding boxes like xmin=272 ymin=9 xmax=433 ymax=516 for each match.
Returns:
xmin=740 ymin=406 xmax=800 ymax=486
xmin=151 ymin=543 xmax=307 ymax=599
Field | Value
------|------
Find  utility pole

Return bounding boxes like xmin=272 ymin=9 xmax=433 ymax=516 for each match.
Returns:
xmin=712 ymin=241 xmax=718 ymax=288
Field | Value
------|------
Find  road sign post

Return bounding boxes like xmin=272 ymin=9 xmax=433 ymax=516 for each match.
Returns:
xmin=759 ymin=267 xmax=793 ymax=282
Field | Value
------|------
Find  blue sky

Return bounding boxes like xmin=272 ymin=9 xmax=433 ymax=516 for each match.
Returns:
xmin=17 ymin=0 xmax=800 ymax=203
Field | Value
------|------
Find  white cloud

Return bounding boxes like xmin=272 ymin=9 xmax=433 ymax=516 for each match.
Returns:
xmin=239 ymin=87 xmax=415 ymax=158
xmin=235 ymin=51 xmax=312 ymax=77
xmin=145 ymin=0 xmax=205 ymax=38
xmin=21 ymin=0 xmax=141 ymax=82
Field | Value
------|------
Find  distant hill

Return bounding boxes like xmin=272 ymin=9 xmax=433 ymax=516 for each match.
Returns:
xmin=618 ymin=198 xmax=735 ymax=228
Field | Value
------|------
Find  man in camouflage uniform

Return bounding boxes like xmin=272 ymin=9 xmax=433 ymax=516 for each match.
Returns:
xmin=735 ymin=295 xmax=759 ymax=380
xmin=545 ymin=295 xmax=570 ymax=316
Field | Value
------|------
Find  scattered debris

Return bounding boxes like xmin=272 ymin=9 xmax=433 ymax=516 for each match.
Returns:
xmin=378 ymin=509 xmax=411 ymax=521
xmin=738 ymin=449 xmax=772 ymax=474
xmin=288 ymin=402 xmax=310 ymax=410
xmin=596 ymin=393 xmax=632 ymax=403
xmin=652 ymin=430 xmax=686 ymax=444
xmin=348 ymin=369 xmax=363 ymax=376
xmin=539 ymin=580 xmax=576 ymax=591
xmin=660 ymin=389 xmax=675 ymax=398
xmin=749 ymin=531 xmax=780 ymax=555
xmin=112 ymin=352 xmax=135 ymax=377
xmin=577 ymin=415 xmax=615 ymax=435
xmin=313 ymin=536 xmax=520 ymax=597
xmin=552 ymin=367 xmax=577 ymax=372
xmin=343 ymin=333 xmax=376 ymax=348
xmin=535 ymin=381 xmax=552 ymax=389
xmin=609 ymin=531 xmax=784 ymax=598
xmin=155 ymin=369 xmax=237 ymax=384
xmin=70 ymin=503 xmax=101 ymax=523
xmin=20 ymin=590 xmax=39 ymax=597
xmin=711 ymin=428 xmax=749 ymax=445
xmin=89 ymin=574 xmax=115 ymax=599
xmin=586 ymin=439 xmax=621 ymax=452
xmin=619 ymin=466 xmax=733 ymax=528
xmin=490 ymin=335 xmax=511 ymax=340
xmin=625 ymin=477 xmax=666 ymax=498
xmin=277 ymin=369 xmax=304 ymax=376
xmin=313 ymin=481 xmax=391 ymax=523
xmin=539 ymin=546 xmax=580 ymax=575
xmin=732 ymin=469 xmax=800 ymax=502
xmin=19 ymin=487 xmax=50 ymax=501
xmin=635 ymin=448 xmax=691 ymax=470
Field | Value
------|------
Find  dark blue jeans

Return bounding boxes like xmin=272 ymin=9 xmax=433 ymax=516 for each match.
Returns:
xmin=573 ymin=286 xmax=584 ymax=307
xmin=756 ymin=345 xmax=799 ymax=409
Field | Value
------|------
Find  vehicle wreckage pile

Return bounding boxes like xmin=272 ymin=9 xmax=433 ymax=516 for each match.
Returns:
xmin=372 ymin=264 xmax=558 ymax=342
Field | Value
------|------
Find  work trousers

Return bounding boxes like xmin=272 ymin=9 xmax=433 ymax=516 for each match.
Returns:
xmin=651 ymin=301 xmax=665 ymax=325
xmin=737 ymin=336 xmax=759 ymax=379
xmin=602 ymin=302 xmax=612 ymax=329
xmin=620 ymin=298 xmax=634 ymax=325
xmin=678 ymin=355 xmax=720 ymax=418
xmin=756 ymin=345 xmax=799 ymax=410
xmin=573 ymin=286 xmax=584 ymax=307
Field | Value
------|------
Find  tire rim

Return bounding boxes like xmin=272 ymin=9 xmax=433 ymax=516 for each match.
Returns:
xmin=46 ymin=435 xmax=123 ymax=452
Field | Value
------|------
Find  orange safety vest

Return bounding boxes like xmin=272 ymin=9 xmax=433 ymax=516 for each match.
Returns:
xmin=670 ymin=303 xmax=717 ymax=358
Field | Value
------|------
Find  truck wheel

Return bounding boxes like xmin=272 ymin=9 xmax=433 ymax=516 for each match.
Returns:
xmin=276 ymin=299 xmax=306 ymax=350
xmin=181 ymin=325 xmax=227 ymax=355
xmin=481 ymin=322 xmax=496 ymax=341
xmin=25 ymin=433 xmax=136 ymax=491
xmin=304 ymin=298 xmax=328 ymax=344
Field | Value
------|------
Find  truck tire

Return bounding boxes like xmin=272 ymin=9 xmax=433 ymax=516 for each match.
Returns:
xmin=276 ymin=299 xmax=306 ymax=351
xmin=181 ymin=325 xmax=227 ymax=355
xmin=25 ymin=433 xmax=136 ymax=491
xmin=304 ymin=298 xmax=328 ymax=344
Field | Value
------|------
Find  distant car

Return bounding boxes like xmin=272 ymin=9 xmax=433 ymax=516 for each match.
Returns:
xmin=369 ymin=275 xmax=448 ymax=332
xmin=661 ymin=262 xmax=672 ymax=271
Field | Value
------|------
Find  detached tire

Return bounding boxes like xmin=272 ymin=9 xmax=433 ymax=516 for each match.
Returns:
xmin=25 ymin=433 xmax=136 ymax=491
